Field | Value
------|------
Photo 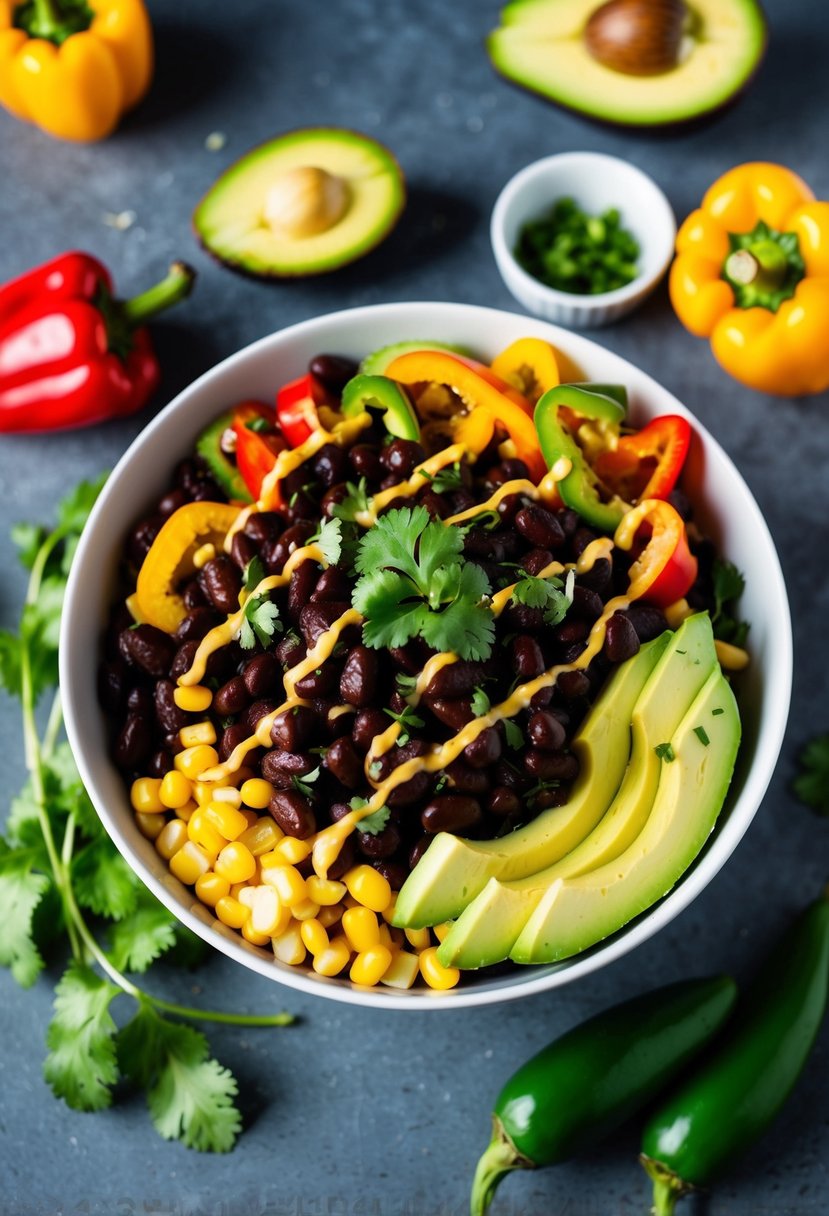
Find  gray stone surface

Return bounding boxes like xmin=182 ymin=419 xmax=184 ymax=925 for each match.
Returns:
xmin=1 ymin=2 xmax=828 ymax=1213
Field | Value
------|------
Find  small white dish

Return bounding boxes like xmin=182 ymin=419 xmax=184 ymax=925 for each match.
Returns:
xmin=491 ymin=152 xmax=677 ymax=328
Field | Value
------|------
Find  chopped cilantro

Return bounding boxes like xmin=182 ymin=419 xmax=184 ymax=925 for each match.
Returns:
xmin=332 ymin=478 xmax=371 ymax=523
xmin=395 ymin=672 xmax=419 ymax=697
xmin=511 ymin=569 xmax=574 ymax=627
xmin=711 ymin=558 xmax=750 ymax=648
xmin=470 ymin=686 xmax=491 ymax=717
xmin=503 ymin=718 xmax=524 ymax=750
xmin=291 ymin=766 xmax=321 ymax=798
xmin=384 ymin=703 xmax=425 ymax=748
xmin=309 ymin=517 xmax=343 ymax=567
xmin=655 ymin=742 xmax=676 ymax=763
xmin=238 ymin=594 xmax=282 ymax=650
xmin=369 ymin=760 xmax=383 ymax=780
xmin=693 ymin=726 xmax=710 ymax=746
xmin=349 ymin=797 xmax=391 ymax=836
xmin=424 ymin=462 xmax=464 ymax=494
xmin=242 ymin=555 xmax=266 ymax=592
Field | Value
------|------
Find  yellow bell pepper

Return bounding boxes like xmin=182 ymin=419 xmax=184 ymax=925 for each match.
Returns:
xmin=670 ymin=163 xmax=829 ymax=397
xmin=0 ymin=0 xmax=153 ymax=142
xmin=489 ymin=337 xmax=560 ymax=404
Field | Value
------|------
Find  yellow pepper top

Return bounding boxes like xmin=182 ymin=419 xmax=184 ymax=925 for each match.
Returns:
xmin=670 ymin=163 xmax=829 ymax=397
xmin=0 ymin=0 xmax=153 ymax=141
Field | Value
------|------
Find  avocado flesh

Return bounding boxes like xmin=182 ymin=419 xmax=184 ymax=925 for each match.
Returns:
xmin=359 ymin=340 xmax=472 ymax=376
xmin=511 ymin=669 xmax=740 ymax=964
xmin=488 ymin=0 xmax=767 ymax=126
xmin=393 ymin=634 xmax=669 ymax=930
xmin=439 ymin=614 xmax=718 ymax=968
xmin=194 ymin=129 xmax=405 ymax=277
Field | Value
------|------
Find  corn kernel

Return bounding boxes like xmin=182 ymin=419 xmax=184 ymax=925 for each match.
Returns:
xmin=405 ymin=927 xmax=431 ymax=952
xmin=159 ymin=770 xmax=193 ymax=810
xmin=306 ymin=876 xmax=347 ymax=907
xmin=130 ymin=777 xmax=164 ymax=813
xmin=241 ymin=920 xmax=271 ymax=946
xmin=378 ymin=922 xmax=394 ymax=950
xmin=169 ymin=840 xmax=211 ymax=885
xmin=273 ymin=836 xmax=313 ymax=865
xmin=176 ymin=799 xmax=197 ymax=823
xmin=204 ymin=800 xmax=249 ymax=841
xmin=215 ymin=841 xmax=256 ymax=884
xmin=291 ymin=898 xmax=321 ymax=922
xmin=318 ymin=903 xmax=344 ymax=930
xmin=664 ymin=597 xmax=692 ymax=628
xmin=240 ymin=777 xmax=274 ymax=810
xmin=300 ymin=918 xmax=329 ymax=956
xmin=312 ymin=939 xmax=351 ymax=977
xmin=343 ymin=865 xmax=392 ymax=914
xmin=173 ymin=684 xmax=213 ymax=713
xmin=381 ymin=896 xmax=398 ymax=925
xmin=272 ymin=922 xmax=306 ymax=966
xmin=251 ymin=886 xmax=291 ymax=937
xmin=263 ymin=863 xmax=307 ymax=907
xmin=236 ymin=885 xmax=257 ymax=910
xmin=135 ymin=810 xmax=166 ymax=840
xmin=350 ymin=945 xmax=392 ymax=987
xmin=125 ymin=592 xmax=144 ymax=623
xmin=238 ymin=818 xmax=282 ymax=856
xmin=195 ymin=871 xmax=230 ymax=907
xmin=155 ymin=818 xmax=188 ymax=860
xmin=240 ymin=808 xmax=259 ymax=827
xmin=212 ymin=786 xmax=242 ymax=807
xmin=342 ymin=906 xmax=380 ymax=953
xmin=433 ymin=922 xmax=452 ymax=943
xmin=381 ymin=951 xmax=420 ymax=990
xmin=179 ymin=720 xmax=217 ymax=749
xmin=419 ymin=947 xmax=460 ymax=990
xmin=215 ymin=895 xmax=249 ymax=928
xmin=187 ymin=809 xmax=225 ymax=857
xmin=174 ymin=744 xmax=219 ymax=780
xmin=193 ymin=542 xmax=216 ymax=569
xmin=715 ymin=639 xmax=750 ymax=671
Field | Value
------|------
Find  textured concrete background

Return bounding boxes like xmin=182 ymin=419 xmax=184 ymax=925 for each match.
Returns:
xmin=1 ymin=2 xmax=828 ymax=1213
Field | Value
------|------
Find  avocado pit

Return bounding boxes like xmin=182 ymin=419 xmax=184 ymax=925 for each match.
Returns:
xmin=264 ymin=165 xmax=350 ymax=238
xmin=585 ymin=0 xmax=689 ymax=77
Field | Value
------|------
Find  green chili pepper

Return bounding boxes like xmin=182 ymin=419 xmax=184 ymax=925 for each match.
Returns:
xmin=514 ymin=197 xmax=640 ymax=296
xmin=340 ymin=373 xmax=420 ymax=441
xmin=195 ymin=410 xmax=254 ymax=504
xmin=533 ymin=383 xmax=626 ymax=531
xmin=470 ymin=976 xmax=737 ymax=1216
xmin=640 ymin=892 xmax=829 ymax=1216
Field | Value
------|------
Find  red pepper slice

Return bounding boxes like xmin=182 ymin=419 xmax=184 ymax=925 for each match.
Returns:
xmin=595 ymin=416 xmax=691 ymax=504
xmin=276 ymin=373 xmax=327 ymax=448
xmin=232 ymin=402 xmax=287 ymax=500
xmin=619 ymin=499 xmax=698 ymax=609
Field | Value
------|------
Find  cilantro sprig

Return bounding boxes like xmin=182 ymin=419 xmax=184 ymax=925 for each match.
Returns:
xmin=0 ymin=481 xmax=293 ymax=1151
xmin=239 ymin=558 xmax=282 ymax=650
xmin=511 ymin=569 xmax=574 ymax=627
xmin=352 ymin=506 xmax=496 ymax=661
xmin=349 ymin=796 xmax=391 ymax=836
xmin=711 ymin=558 xmax=749 ymax=648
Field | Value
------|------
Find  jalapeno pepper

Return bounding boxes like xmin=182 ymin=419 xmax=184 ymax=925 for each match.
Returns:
xmin=641 ymin=892 xmax=829 ymax=1216
xmin=340 ymin=373 xmax=419 ymax=441
xmin=470 ymin=976 xmax=737 ymax=1216
xmin=595 ymin=415 xmax=691 ymax=503
xmin=195 ymin=411 xmax=254 ymax=504
xmin=533 ymin=383 xmax=627 ymax=530
xmin=615 ymin=498 xmax=698 ymax=609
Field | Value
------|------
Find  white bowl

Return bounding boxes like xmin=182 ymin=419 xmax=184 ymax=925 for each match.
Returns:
xmin=60 ymin=302 xmax=791 ymax=1010
xmin=491 ymin=152 xmax=677 ymax=328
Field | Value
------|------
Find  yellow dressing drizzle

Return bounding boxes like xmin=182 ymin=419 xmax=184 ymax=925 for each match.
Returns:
xmin=354 ymin=443 xmax=468 ymax=527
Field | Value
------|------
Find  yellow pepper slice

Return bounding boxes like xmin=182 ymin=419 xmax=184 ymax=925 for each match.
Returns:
xmin=0 ymin=0 xmax=153 ymax=142
xmin=490 ymin=337 xmax=560 ymax=404
xmin=135 ymin=502 xmax=241 ymax=633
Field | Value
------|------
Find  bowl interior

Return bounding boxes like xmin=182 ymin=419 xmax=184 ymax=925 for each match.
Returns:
xmin=60 ymin=302 xmax=791 ymax=1010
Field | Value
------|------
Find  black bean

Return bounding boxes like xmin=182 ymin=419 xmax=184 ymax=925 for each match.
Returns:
xmin=557 ymin=670 xmax=591 ymax=700
xmin=421 ymin=795 xmax=482 ymax=834
xmin=494 ymin=760 xmax=523 ymax=790
xmin=174 ymin=458 xmax=200 ymax=492
xmin=244 ymin=512 xmax=283 ymax=545
xmin=374 ymin=739 xmax=431 ymax=807
xmin=311 ymin=567 xmax=353 ymax=602
xmin=288 ymin=560 xmax=318 ymax=621
xmin=553 ymin=619 xmax=590 ymax=645
xmin=230 ymin=531 xmax=259 ymax=571
xmin=270 ymin=705 xmax=316 ymax=752
xmin=127 ymin=515 xmax=163 ymax=567
xmin=269 ymin=789 xmax=316 ymax=839
xmin=371 ymin=860 xmax=408 ymax=890
xmin=511 ymin=635 xmax=545 ymax=681
xmin=444 ymin=759 xmax=491 ymax=795
xmin=487 ymin=786 xmax=522 ymax=817
xmin=312 ymin=443 xmax=348 ymax=488
xmin=352 ymin=708 xmax=390 ymax=753
xmin=320 ymin=484 xmax=350 ymax=519
xmin=329 ymin=801 xmax=353 ymax=822
xmin=463 ymin=527 xmax=505 ymax=562
xmin=263 ymin=521 xmax=315 ymax=574
xmin=243 ymin=652 xmax=280 ymax=698
xmin=485 ymin=458 xmax=529 ymax=488
xmin=147 ymin=749 xmax=174 ymax=778
xmin=276 ymin=633 xmax=305 ymax=669
xmin=182 ymin=580 xmax=207 ymax=610
xmin=535 ymin=786 xmax=569 ymax=811
xmin=515 ymin=505 xmax=565 ymax=550
xmin=571 ymin=585 xmax=604 ymax=621
xmin=309 ymin=353 xmax=358 ymax=394
xmin=127 ymin=686 xmax=152 ymax=715
xmin=113 ymin=712 xmax=152 ymax=770
xmin=171 ymin=641 xmax=199 ymax=682
xmin=524 ymin=749 xmax=579 ymax=781
xmin=576 ymin=557 xmax=612 ymax=596
xmin=97 ymin=660 xmax=127 ymax=713
xmin=158 ymin=488 xmax=187 ymax=518
xmin=463 ymin=726 xmax=501 ymax=769
xmin=213 ymin=676 xmax=249 ymax=718
xmin=604 ymin=612 xmax=641 ymax=664
xmin=328 ymin=837 xmax=357 ymax=881
xmin=174 ymin=607 xmax=221 ymax=643
xmin=504 ymin=603 xmax=545 ymax=632
xmin=198 ymin=555 xmax=242 ymax=615
xmin=420 ymin=489 xmax=451 ymax=519
xmin=219 ymin=722 xmax=251 ymax=761
xmin=623 ymin=603 xmax=668 ymax=642
xmin=325 ymin=736 xmax=363 ymax=788
xmin=245 ymin=699 xmax=279 ymax=731
xmin=408 ymin=836 xmax=432 ymax=869
xmin=349 ymin=444 xmax=383 ymax=481
xmin=388 ymin=643 xmax=426 ymax=675
xmin=425 ymin=659 xmax=495 ymax=699
xmin=190 ymin=478 xmax=222 ymax=502
xmin=154 ymin=679 xmax=189 ymax=733
xmin=425 ymin=696 xmax=473 ymax=731
xmin=522 ymin=548 xmax=555 ymax=576
xmin=527 ymin=710 xmax=567 ymax=752
xmin=163 ymin=731 xmax=184 ymax=755
xmin=357 ymin=822 xmax=402 ymax=859
xmin=261 ymin=749 xmax=316 ymax=789
xmin=380 ymin=438 xmax=425 ymax=478
xmin=118 ymin=625 xmax=175 ymax=678
xmin=572 ymin=527 xmax=599 ymax=558
xmin=530 ymin=688 xmax=555 ymax=712
xmin=294 ymin=665 xmax=338 ymax=698
xmin=339 ymin=646 xmax=379 ymax=707
xmin=496 ymin=492 xmax=524 ymax=525
xmin=299 ymin=601 xmax=351 ymax=648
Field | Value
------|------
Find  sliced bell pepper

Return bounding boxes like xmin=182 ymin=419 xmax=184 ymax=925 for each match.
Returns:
xmin=135 ymin=501 xmax=241 ymax=632
xmin=594 ymin=415 xmax=691 ymax=504
xmin=276 ymin=373 xmax=323 ymax=449
xmin=232 ymin=402 xmax=287 ymax=500
xmin=534 ymin=384 xmax=627 ymax=531
xmin=616 ymin=499 xmax=698 ymax=609
xmin=385 ymin=350 xmax=546 ymax=481
xmin=340 ymin=373 xmax=419 ymax=441
xmin=195 ymin=411 xmax=254 ymax=504
xmin=490 ymin=337 xmax=560 ymax=403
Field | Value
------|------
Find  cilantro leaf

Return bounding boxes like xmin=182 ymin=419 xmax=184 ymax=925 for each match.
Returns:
xmin=56 ymin=474 xmax=108 ymax=535
xmin=290 ymin=765 xmax=321 ymax=798
xmin=0 ymin=629 xmax=22 ymax=699
xmin=310 ymin=518 xmax=343 ymax=567
xmin=512 ymin=570 xmax=573 ymax=627
xmin=242 ymin=555 xmax=266 ymax=592
xmin=350 ymin=797 xmax=391 ymax=836
xmin=793 ymin=734 xmax=829 ymax=816
xmin=424 ymin=462 xmax=464 ymax=494
xmin=711 ymin=558 xmax=749 ymax=647
xmin=107 ymin=889 xmax=179 ymax=973
xmin=118 ymin=1005 xmax=241 ymax=1152
xmin=11 ymin=521 xmax=46 ymax=569
xmin=470 ymin=686 xmax=491 ymax=717
xmin=503 ymin=718 xmax=524 ymax=750
xmin=332 ymin=478 xmax=370 ymax=523
xmin=71 ymin=835 xmax=139 ymax=920
xmin=355 ymin=570 xmax=432 ymax=650
xmin=238 ymin=594 xmax=282 ymax=650
xmin=0 ymin=839 xmax=51 ymax=987
xmin=43 ymin=963 xmax=120 ymax=1111
xmin=395 ymin=672 xmax=418 ymax=697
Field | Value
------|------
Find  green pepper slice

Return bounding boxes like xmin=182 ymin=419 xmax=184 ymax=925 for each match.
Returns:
xmin=341 ymin=374 xmax=420 ymax=441
xmin=195 ymin=410 xmax=254 ymax=504
xmin=534 ymin=383 xmax=626 ymax=531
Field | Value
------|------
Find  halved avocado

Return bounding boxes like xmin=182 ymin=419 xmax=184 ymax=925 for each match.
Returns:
xmin=193 ymin=128 xmax=405 ymax=278
xmin=487 ymin=0 xmax=767 ymax=127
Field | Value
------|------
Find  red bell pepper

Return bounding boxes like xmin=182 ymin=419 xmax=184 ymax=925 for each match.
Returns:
xmin=232 ymin=402 xmax=287 ymax=500
xmin=0 ymin=252 xmax=195 ymax=434
xmin=595 ymin=415 xmax=691 ymax=504
xmin=276 ymin=373 xmax=323 ymax=448
xmin=619 ymin=499 xmax=698 ymax=609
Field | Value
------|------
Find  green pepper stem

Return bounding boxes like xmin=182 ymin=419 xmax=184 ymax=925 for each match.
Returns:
xmin=121 ymin=262 xmax=197 ymax=329
xmin=724 ymin=241 xmax=787 ymax=292
xmin=469 ymin=1119 xmax=532 ymax=1216
xmin=640 ymin=1154 xmax=693 ymax=1216
xmin=30 ymin=0 xmax=62 ymax=34
xmin=21 ymin=0 xmax=92 ymax=44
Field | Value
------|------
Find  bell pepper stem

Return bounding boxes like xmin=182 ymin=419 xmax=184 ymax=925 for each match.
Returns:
xmin=121 ymin=261 xmax=197 ymax=329
xmin=469 ymin=1119 xmax=533 ymax=1216
xmin=24 ymin=0 xmax=92 ymax=43
xmin=640 ymin=1154 xmax=694 ymax=1216
xmin=724 ymin=241 xmax=787 ymax=292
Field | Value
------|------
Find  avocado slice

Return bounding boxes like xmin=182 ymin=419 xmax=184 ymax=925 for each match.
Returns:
xmin=359 ymin=340 xmax=472 ymax=376
xmin=511 ymin=668 xmax=740 ymax=964
xmin=193 ymin=128 xmax=405 ymax=278
xmin=195 ymin=412 xmax=254 ymax=504
xmin=393 ymin=633 xmax=669 ymax=930
xmin=487 ymin=0 xmax=767 ymax=127
xmin=438 ymin=614 xmax=717 ymax=968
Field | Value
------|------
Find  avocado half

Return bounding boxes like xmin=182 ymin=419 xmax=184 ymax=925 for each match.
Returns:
xmin=487 ymin=0 xmax=768 ymax=127
xmin=193 ymin=128 xmax=405 ymax=278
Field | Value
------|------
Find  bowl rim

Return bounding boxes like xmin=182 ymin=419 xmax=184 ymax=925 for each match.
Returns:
xmin=60 ymin=300 xmax=792 ymax=1011
xmin=490 ymin=151 xmax=677 ymax=308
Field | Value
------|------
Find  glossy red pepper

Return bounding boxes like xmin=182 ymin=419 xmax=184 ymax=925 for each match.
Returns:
xmin=276 ymin=373 xmax=324 ymax=448
xmin=595 ymin=416 xmax=691 ymax=504
xmin=232 ymin=402 xmax=287 ymax=500
xmin=619 ymin=499 xmax=698 ymax=609
xmin=0 ymin=251 xmax=195 ymax=433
